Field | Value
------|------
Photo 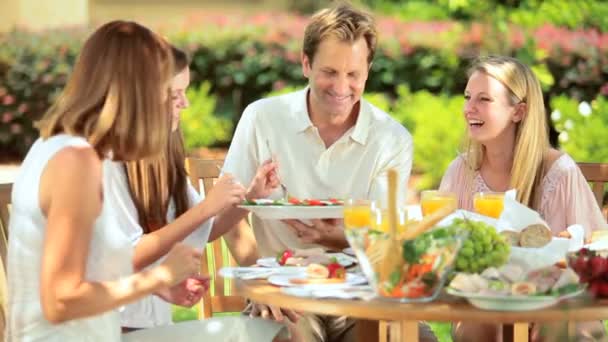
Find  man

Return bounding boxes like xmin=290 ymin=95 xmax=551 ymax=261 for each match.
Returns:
xmin=221 ymin=3 xmax=433 ymax=342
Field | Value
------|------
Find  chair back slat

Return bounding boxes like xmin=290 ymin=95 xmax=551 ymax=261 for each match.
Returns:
xmin=184 ymin=158 xmax=245 ymax=318
xmin=578 ymin=162 xmax=608 ymax=222
xmin=0 ymin=183 xmax=12 ymax=338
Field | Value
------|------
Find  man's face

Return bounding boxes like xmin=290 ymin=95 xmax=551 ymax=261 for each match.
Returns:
xmin=302 ymin=36 xmax=370 ymax=118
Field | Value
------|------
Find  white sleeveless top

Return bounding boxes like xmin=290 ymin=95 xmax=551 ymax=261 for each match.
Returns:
xmin=6 ymin=135 xmax=133 ymax=341
xmin=103 ymin=161 xmax=212 ymax=328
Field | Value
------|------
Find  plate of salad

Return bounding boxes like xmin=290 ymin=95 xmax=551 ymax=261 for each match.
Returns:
xmin=239 ymin=198 xmax=344 ymax=220
xmin=446 ymin=265 xmax=586 ymax=311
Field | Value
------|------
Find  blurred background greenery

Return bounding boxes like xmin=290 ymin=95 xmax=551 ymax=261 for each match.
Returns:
xmin=1 ymin=1 xmax=606 ymax=339
xmin=2 ymin=0 xmax=607 ymax=191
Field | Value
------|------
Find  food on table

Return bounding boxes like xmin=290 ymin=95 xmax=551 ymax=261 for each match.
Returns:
xmin=449 ymin=264 xmax=581 ymax=297
xmin=289 ymin=261 xmax=348 ymax=285
xmin=500 ymin=230 xmax=521 ymax=246
xmin=275 ymin=248 xmax=349 ymax=267
xmin=244 ymin=198 xmax=343 ymax=206
xmin=511 ymin=282 xmax=536 ymax=295
xmin=277 ymin=249 xmax=295 ymax=266
xmin=327 ymin=261 xmax=347 ymax=280
xmin=453 ymin=219 xmax=510 ymax=274
xmin=519 ymin=224 xmax=552 ymax=248
xmin=346 ymin=222 xmax=466 ymax=300
xmin=567 ymin=248 xmax=608 ymax=297
xmin=306 ymin=263 xmax=330 ymax=279
xmin=288 ymin=277 xmax=347 ymax=285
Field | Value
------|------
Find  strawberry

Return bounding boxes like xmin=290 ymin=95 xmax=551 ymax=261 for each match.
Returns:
xmin=305 ymin=199 xmax=323 ymax=206
xmin=276 ymin=249 xmax=294 ymax=266
xmin=288 ymin=197 xmax=301 ymax=205
xmin=327 ymin=262 xmax=346 ymax=279
xmin=590 ymin=256 xmax=608 ymax=278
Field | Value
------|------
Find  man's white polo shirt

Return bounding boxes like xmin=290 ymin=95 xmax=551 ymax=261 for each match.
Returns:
xmin=223 ymin=88 xmax=413 ymax=257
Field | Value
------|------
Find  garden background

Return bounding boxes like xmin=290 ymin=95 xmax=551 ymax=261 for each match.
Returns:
xmin=1 ymin=1 xmax=607 ymax=340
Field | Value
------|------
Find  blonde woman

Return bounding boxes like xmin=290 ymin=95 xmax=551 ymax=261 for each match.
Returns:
xmin=440 ymin=56 xmax=606 ymax=341
xmin=105 ymin=46 xmax=287 ymax=341
xmin=6 ymin=21 xmax=202 ymax=341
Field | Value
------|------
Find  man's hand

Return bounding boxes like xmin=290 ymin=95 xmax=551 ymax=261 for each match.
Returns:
xmin=246 ymin=159 xmax=280 ymax=200
xmin=249 ymin=302 xmax=300 ymax=324
xmin=156 ymin=275 xmax=210 ymax=308
xmin=282 ymin=218 xmax=349 ymax=250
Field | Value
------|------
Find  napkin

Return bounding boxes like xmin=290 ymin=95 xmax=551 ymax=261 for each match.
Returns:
xmin=497 ymin=194 xmax=584 ymax=270
xmin=281 ymin=285 xmax=376 ymax=300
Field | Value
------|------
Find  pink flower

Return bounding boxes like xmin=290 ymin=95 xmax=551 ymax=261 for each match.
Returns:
xmin=2 ymin=95 xmax=15 ymax=106
xmin=2 ymin=112 xmax=13 ymax=123
xmin=10 ymin=123 xmax=22 ymax=134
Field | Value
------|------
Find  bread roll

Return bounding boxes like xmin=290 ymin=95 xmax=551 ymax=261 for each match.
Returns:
xmin=500 ymin=230 xmax=521 ymax=246
xmin=519 ymin=224 xmax=552 ymax=248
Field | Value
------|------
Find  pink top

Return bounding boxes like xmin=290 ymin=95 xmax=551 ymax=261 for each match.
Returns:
xmin=439 ymin=153 xmax=606 ymax=238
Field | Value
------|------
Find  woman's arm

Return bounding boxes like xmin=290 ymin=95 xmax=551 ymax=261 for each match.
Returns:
xmin=132 ymin=175 xmax=246 ymax=270
xmin=39 ymin=147 xmax=199 ymax=323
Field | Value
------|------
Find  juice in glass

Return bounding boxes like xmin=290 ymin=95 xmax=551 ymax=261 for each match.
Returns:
xmin=420 ymin=190 xmax=457 ymax=217
xmin=343 ymin=199 xmax=374 ymax=229
xmin=370 ymin=207 xmax=408 ymax=233
xmin=473 ymin=192 xmax=505 ymax=218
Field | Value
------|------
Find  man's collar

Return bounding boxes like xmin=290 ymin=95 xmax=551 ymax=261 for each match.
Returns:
xmin=292 ymin=87 xmax=372 ymax=145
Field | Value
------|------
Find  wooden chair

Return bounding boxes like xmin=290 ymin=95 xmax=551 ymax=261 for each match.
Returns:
xmin=0 ymin=183 xmax=12 ymax=338
xmin=578 ymin=162 xmax=608 ymax=221
xmin=184 ymin=158 xmax=246 ymax=318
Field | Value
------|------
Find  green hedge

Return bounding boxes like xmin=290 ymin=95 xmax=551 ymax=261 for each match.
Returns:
xmin=1 ymin=13 xmax=607 ymax=159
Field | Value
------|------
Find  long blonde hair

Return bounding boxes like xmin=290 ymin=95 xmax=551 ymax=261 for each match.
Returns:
xmin=36 ymin=21 xmax=173 ymax=161
xmin=463 ymin=56 xmax=550 ymax=209
xmin=124 ymin=46 xmax=190 ymax=233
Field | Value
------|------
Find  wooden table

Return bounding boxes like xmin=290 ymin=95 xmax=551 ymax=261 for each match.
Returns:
xmin=237 ymin=279 xmax=608 ymax=342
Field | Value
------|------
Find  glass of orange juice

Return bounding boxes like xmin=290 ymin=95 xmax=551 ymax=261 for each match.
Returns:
xmin=370 ymin=207 xmax=409 ymax=233
xmin=343 ymin=199 xmax=375 ymax=230
xmin=420 ymin=190 xmax=457 ymax=217
xmin=473 ymin=192 xmax=505 ymax=218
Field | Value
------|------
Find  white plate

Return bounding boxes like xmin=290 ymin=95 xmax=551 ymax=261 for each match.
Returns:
xmin=343 ymin=247 xmax=355 ymax=256
xmin=268 ymin=273 xmax=367 ymax=288
xmin=239 ymin=205 xmax=343 ymax=220
xmin=219 ymin=266 xmax=306 ymax=279
xmin=446 ymin=287 xmax=585 ymax=311
xmin=257 ymin=252 xmax=356 ymax=268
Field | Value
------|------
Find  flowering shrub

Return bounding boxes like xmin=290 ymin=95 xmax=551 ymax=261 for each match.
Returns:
xmin=1 ymin=13 xmax=608 ymax=159
xmin=550 ymin=95 xmax=608 ymax=163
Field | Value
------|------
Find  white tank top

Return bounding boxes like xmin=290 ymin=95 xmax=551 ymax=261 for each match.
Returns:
xmin=7 ymin=134 xmax=133 ymax=341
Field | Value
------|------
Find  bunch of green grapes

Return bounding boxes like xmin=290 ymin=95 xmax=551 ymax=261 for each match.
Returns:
xmin=451 ymin=218 xmax=510 ymax=273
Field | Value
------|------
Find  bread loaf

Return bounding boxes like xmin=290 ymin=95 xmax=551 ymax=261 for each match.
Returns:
xmin=519 ymin=224 xmax=552 ymax=248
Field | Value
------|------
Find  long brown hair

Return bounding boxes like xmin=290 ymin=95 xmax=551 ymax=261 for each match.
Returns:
xmin=37 ymin=21 xmax=173 ymax=161
xmin=462 ymin=56 xmax=550 ymax=209
xmin=124 ymin=46 xmax=190 ymax=233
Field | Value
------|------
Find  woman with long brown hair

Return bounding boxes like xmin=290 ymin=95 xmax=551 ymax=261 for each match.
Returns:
xmin=103 ymin=46 xmax=289 ymax=340
xmin=6 ymin=21 xmax=202 ymax=341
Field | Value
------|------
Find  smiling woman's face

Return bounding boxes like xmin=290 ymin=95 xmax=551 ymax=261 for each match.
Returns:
xmin=463 ymin=70 xmax=522 ymax=144
xmin=170 ymin=67 xmax=190 ymax=132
